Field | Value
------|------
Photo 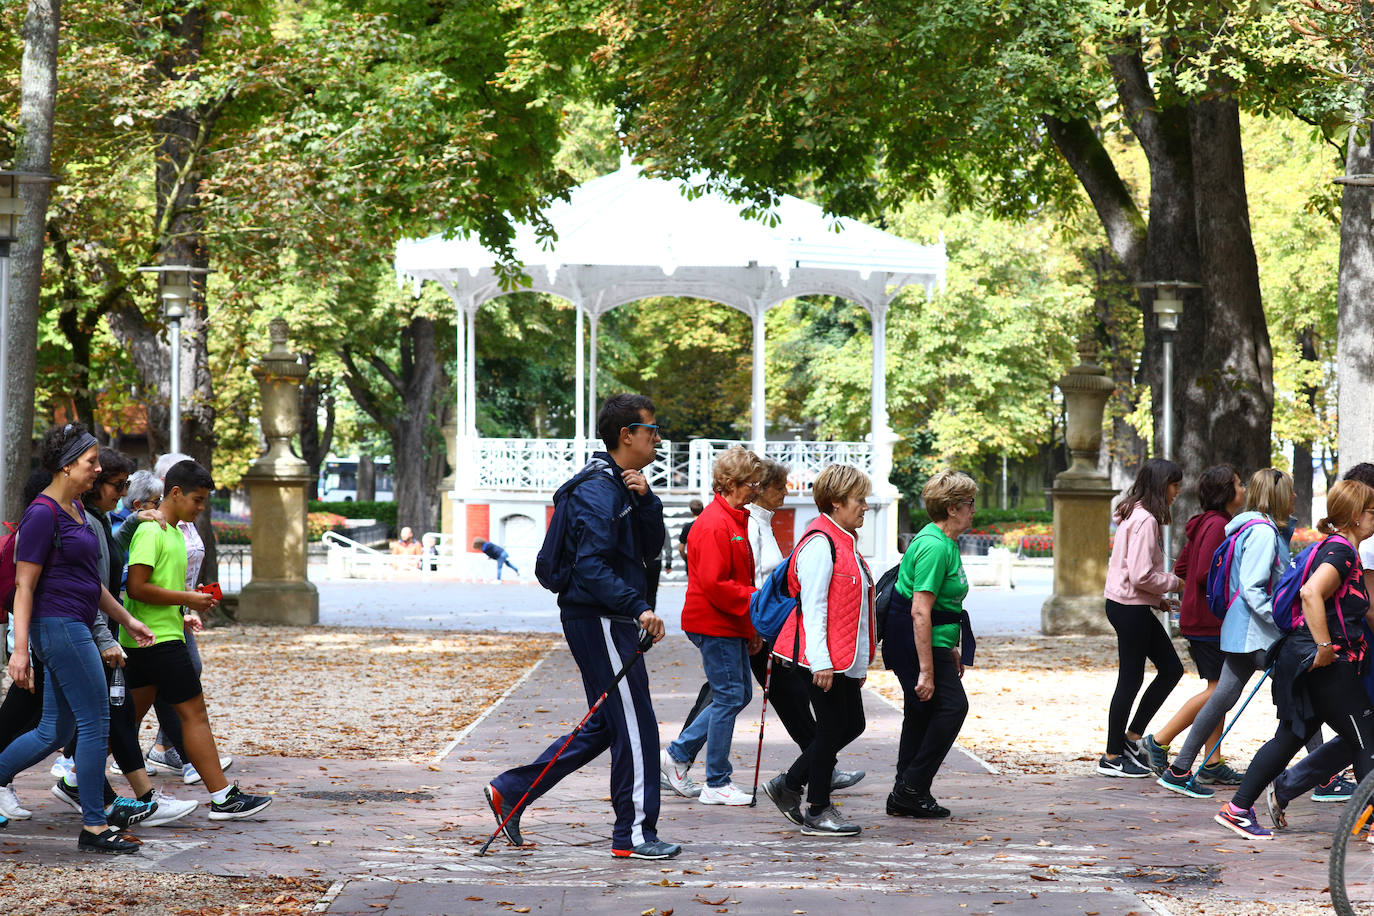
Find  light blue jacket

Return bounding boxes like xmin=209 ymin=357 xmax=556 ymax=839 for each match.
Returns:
xmin=1219 ymin=511 xmax=1290 ymax=654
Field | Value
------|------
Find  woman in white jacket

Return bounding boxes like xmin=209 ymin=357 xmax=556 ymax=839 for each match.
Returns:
xmin=1159 ymin=469 xmax=1307 ymax=797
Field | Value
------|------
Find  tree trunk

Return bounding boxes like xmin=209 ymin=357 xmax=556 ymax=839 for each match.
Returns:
xmin=357 ymin=457 xmax=376 ymax=502
xmin=1183 ymin=94 xmax=1273 ymax=477
xmin=298 ymin=357 xmax=334 ymax=500
xmin=1337 ymin=120 xmax=1374 ymax=478
xmin=340 ymin=315 xmax=449 ymax=535
xmin=3 ymin=0 xmax=59 ymax=523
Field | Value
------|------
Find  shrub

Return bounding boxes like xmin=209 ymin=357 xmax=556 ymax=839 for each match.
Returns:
xmin=307 ymin=512 xmax=349 ymax=540
xmin=308 ymin=500 xmax=398 ymax=534
xmin=1290 ymin=526 xmax=1321 ymax=551
xmin=212 ymin=518 xmax=251 ymax=545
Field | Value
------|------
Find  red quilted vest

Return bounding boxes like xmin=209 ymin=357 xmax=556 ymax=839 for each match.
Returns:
xmin=775 ymin=514 xmax=875 ymax=671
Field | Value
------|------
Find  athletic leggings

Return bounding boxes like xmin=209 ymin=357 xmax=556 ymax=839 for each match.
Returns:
xmin=784 ymin=674 xmax=865 ymax=811
xmin=1172 ymin=649 xmax=1322 ymax=773
xmin=1232 ymin=659 xmax=1374 ymax=810
xmin=1105 ymin=600 xmax=1183 ymax=755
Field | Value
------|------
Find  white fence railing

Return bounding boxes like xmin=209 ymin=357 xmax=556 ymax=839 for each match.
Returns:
xmin=467 ymin=437 xmax=870 ymax=495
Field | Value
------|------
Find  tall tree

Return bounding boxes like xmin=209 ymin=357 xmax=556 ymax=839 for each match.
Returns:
xmin=508 ymin=0 xmax=1305 ymax=506
xmin=1 ymin=0 xmax=60 ymax=522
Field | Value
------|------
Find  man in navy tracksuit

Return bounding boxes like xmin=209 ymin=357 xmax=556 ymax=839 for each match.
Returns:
xmin=484 ymin=394 xmax=679 ymax=859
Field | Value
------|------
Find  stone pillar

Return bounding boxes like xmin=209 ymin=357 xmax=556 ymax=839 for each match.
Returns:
xmin=1041 ymin=338 xmax=1116 ymax=635
xmin=239 ymin=318 xmax=319 ymax=625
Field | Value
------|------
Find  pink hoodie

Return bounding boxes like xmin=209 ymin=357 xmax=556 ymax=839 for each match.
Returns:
xmin=1104 ymin=503 xmax=1182 ymax=606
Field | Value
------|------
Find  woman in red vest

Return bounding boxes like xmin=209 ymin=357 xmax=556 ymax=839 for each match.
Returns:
xmin=762 ymin=464 xmax=875 ymax=836
xmin=661 ymin=447 xmax=763 ymax=806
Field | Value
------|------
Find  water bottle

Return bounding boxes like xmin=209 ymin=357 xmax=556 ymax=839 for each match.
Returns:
xmin=109 ymin=666 xmax=125 ymax=707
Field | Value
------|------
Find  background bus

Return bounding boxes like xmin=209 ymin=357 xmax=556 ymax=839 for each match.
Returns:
xmin=320 ymin=456 xmax=394 ymax=502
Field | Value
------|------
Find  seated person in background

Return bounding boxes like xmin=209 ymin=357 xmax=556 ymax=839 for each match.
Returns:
xmin=390 ymin=526 xmax=424 ymax=570
xmin=473 ymin=537 xmax=520 ymax=580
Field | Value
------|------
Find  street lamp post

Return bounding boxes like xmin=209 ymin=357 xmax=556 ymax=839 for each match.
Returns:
xmin=138 ymin=264 xmax=211 ymax=455
xmin=1134 ymin=280 xmax=1200 ymax=564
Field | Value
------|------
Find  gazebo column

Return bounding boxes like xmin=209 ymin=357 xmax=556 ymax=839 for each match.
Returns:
xmin=574 ymin=302 xmax=585 ymax=457
xmin=588 ymin=310 xmax=600 ymax=439
xmin=869 ymin=299 xmax=898 ymax=569
xmin=465 ymin=304 xmax=477 ymax=438
xmin=751 ymin=307 xmax=767 ymax=454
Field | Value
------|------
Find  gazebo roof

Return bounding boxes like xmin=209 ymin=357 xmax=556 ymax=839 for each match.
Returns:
xmin=394 ymin=158 xmax=945 ymax=316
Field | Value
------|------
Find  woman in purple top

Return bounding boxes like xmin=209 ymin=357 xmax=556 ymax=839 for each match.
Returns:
xmin=2 ymin=423 xmax=155 ymax=853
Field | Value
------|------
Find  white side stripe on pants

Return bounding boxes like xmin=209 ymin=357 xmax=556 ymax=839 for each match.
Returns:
xmin=601 ymin=618 xmax=647 ymax=847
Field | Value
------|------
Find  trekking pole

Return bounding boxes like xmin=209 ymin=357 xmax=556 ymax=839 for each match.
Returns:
xmin=750 ymin=653 xmax=773 ymax=807
xmin=1187 ymin=664 xmax=1273 ymax=792
xmin=476 ymin=627 xmax=656 ymax=856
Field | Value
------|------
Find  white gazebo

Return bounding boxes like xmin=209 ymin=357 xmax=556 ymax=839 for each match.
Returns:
xmin=395 ymin=157 xmax=946 ymax=571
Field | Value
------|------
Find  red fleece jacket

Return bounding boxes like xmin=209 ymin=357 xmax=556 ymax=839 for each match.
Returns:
xmin=680 ymin=496 xmax=757 ymax=639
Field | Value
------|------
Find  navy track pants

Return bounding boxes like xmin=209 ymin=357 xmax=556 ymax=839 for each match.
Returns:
xmin=491 ymin=616 xmax=661 ymax=849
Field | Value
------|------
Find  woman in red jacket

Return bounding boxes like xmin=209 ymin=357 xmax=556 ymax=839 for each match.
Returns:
xmin=660 ymin=447 xmax=763 ymax=806
xmin=1139 ymin=464 xmax=1244 ymax=774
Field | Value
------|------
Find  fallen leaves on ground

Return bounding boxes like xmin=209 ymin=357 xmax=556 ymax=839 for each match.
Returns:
xmin=183 ymin=626 xmax=558 ymax=762
xmin=0 ymin=866 xmax=327 ymax=915
xmin=868 ymin=636 xmax=1279 ymax=776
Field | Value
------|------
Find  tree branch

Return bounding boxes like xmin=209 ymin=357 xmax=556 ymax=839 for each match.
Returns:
xmin=1041 ymin=114 xmax=1147 ymax=278
xmin=339 ymin=347 xmax=394 ymax=434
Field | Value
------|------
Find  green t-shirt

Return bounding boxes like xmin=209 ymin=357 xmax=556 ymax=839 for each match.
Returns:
xmin=120 ymin=522 xmax=188 ymax=647
xmin=895 ymin=522 xmax=968 ymax=649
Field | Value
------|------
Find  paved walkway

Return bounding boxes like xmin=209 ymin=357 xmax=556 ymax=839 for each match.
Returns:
xmin=315 ymin=572 xmax=1051 ymax=636
xmin=1 ymin=621 xmax=1354 ymax=914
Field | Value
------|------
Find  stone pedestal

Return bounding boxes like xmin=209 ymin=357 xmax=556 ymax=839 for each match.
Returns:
xmin=1041 ymin=339 xmax=1116 ymax=635
xmin=239 ymin=318 xmax=319 ymax=625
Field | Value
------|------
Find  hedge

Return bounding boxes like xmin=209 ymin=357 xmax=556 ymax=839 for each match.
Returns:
xmin=909 ymin=507 xmax=1051 ymax=530
xmin=308 ymin=500 xmax=398 ymax=534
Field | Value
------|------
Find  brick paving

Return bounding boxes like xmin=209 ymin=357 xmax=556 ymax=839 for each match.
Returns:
xmin=0 ymin=630 xmax=1363 ymax=914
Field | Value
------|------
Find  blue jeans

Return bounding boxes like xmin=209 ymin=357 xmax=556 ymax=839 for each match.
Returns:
xmin=0 ymin=616 xmax=109 ymax=826
xmin=668 ymin=633 xmax=752 ymax=787
xmin=495 ymin=550 xmax=519 ymax=580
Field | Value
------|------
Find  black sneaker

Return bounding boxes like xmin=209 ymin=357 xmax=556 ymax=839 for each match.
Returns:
xmin=1123 ymin=738 xmax=1150 ymax=770
xmin=50 ymin=778 xmax=81 ymax=812
xmin=208 ymin=785 xmax=273 ymax=821
xmin=78 ymin=827 xmax=140 ymax=855
xmin=762 ymin=774 xmax=802 ymax=826
xmin=612 ymin=839 xmax=682 ymax=859
xmin=1313 ymin=774 xmax=1357 ymax=802
xmin=1097 ymin=754 xmax=1150 ymax=778
xmin=830 ymin=768 xmax=866 ymax=791
xmin=484 ymin=783 xmax=524 ymax=846
xmin=887 ymin=784 xmax=951 ymax=818
xmin=106 ymin=796 xmax=157 ymax=829
xmin=801 ymin=805 xmax=861 ymax=836
xmin=1156 ymin=766 xmax=1214 ymax=799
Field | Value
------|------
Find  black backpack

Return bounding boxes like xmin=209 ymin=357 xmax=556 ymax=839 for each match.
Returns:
xmin=871 ymin=562 xmax=901 ymax=646
xmin=534 ymin=459 xmax=610 ymax=593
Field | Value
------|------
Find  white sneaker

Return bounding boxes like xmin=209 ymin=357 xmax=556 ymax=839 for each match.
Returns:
xmin=0 ymin=784 xmax=31 ymax=820
xmin=142 ymin=789 xmax=199 ymax=827
xmin=182 ymin=756 xmax=233 ymax=786
xmin=49 ymin=755 xmax=74 ymax=780
xmin=659 ymin=750 xmax=700 ymax=798
xmin=698 ymin=781 xmax=754 ymax=806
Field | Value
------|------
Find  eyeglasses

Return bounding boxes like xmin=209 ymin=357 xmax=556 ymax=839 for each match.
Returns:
xmin=108 ymin=478 xmax=129 ymax=493
xmin=960 ymin=499 xmax=976 ymax=509
xmin=627 ymin=423 xmax=661 ymax=434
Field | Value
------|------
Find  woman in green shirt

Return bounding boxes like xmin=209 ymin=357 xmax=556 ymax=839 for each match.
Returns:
xmin=882 ymin=470 xmax=977 ymax=819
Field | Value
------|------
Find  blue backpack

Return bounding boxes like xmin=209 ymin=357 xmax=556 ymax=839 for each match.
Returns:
xmin=1270 ymin=534 xmax=1361 ymax=633
xmin=749 ymin=531 xmax=834 ymax=641
xmin=534 ymin=459 xmax=610 ymax=593
xmin=1204 ymin=518 xmax=1273 ymax=620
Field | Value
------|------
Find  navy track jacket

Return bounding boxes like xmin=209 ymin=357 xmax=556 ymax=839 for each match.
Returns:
xmin=557 ymin=451 xmax=666 ymax=624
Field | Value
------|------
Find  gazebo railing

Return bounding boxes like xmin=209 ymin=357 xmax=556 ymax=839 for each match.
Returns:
xmin=466 ymin=437 xmax=870 ymax=495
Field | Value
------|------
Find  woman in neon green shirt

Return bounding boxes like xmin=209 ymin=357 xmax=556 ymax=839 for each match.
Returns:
xmin=883 ymin=470 xmax=977 ymax=819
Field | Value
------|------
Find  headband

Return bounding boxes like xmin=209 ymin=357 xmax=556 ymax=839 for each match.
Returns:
xmin=57 ymin=431 xmax=99 ymax=470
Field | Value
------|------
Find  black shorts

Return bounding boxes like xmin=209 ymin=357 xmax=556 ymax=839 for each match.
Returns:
xmin=124 ymin=640 xmax=203 ymax=705
xmin=1187 ymin=639 xmax=1224 ymax=681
